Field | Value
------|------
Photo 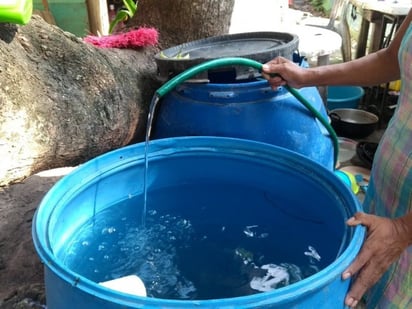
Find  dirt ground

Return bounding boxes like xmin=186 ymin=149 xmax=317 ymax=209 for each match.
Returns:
xmin=0 ymin=167 xmax=76 ymax=308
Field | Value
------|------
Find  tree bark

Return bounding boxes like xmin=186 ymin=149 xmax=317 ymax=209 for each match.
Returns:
xmin=130 ymin=0 xmax=235 ymax=49
xmin=0 ymin=0 xmax=236 ymax=187
xmin=0 ymin=16 xmax=161 ymax=186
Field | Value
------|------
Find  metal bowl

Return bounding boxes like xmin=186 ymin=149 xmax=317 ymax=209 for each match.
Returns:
xmin=329 ymin=108 xmax=379 ymax=139
xmin=338 ymin=137 xmax=358 ymax=163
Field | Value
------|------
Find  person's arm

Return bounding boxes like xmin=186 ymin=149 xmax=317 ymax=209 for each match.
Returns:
xmin=342 ymin=211 xmax=412 ymax=308
xmin=261 ymin=9 xmax=412 ymax=89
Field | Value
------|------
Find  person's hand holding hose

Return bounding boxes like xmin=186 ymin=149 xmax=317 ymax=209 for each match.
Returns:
xmin=261 ymin=56 xmax=312 ymax=89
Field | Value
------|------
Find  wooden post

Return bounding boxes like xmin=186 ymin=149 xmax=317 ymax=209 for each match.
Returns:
xmin=86 ymin=0 xmax=109 ymax=36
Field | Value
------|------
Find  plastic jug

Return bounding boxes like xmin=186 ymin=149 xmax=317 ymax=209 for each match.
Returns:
xmin=0 ymin=0 xmax=32 ymax=24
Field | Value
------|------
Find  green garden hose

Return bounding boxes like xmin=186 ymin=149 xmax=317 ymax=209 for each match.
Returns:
xmin=155 ymin=57 xmax=339 ymax=167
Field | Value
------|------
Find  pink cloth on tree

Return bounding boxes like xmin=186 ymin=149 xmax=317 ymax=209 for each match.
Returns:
xmin=84 ymin=27 xmax=158 ymax=49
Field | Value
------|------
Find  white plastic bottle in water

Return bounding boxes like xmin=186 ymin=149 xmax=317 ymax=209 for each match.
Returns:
xmin=99 ymin=275 xmax=147 ymax=297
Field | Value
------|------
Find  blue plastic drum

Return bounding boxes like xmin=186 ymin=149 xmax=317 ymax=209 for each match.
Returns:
xmin=152 ymin=80 xmax=334 ymax=170
xmin=33 ymin=137 xmax=363 ymax=308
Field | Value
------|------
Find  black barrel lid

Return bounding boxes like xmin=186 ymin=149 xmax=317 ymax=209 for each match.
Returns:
xmin=155 ymin=31 xmax=299 ymax=82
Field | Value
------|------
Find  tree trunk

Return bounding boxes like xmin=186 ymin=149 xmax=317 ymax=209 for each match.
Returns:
xmin=130 ymin=0 xmax=235 ymax=49
xmin=0 ymin=1 xmax=236 ymax=187
xmin=0 ymin=16 xmax=161 ymax=186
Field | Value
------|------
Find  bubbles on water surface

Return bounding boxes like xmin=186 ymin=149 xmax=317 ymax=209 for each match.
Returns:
xmin=304 ymin=245 xmax=321 ymax=262
xmin=62 ymin=206 xmax=323 ymax=300
xmin=243 ymin=225 xmax=269 ymax=238
xmin=62 ymin=209 xmax=198 ymax=300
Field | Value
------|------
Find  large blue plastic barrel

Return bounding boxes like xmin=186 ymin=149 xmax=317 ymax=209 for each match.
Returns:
xmin=33 ymin=137 xmax=363 ymax=308
xmin=152 ymin=80 xmax=334 ymax=170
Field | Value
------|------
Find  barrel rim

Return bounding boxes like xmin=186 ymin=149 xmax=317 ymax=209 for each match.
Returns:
xmin=154 ymin=31 xmax=299 ymax=81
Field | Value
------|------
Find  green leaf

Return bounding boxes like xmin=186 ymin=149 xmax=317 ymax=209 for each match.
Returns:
xmin=123 ymin=0 xmax=137 ymax=16
xmin=108 ymin=0 xmax=138 ymax=34
xmin=109 ymin=11 xmax=128 ymax=33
